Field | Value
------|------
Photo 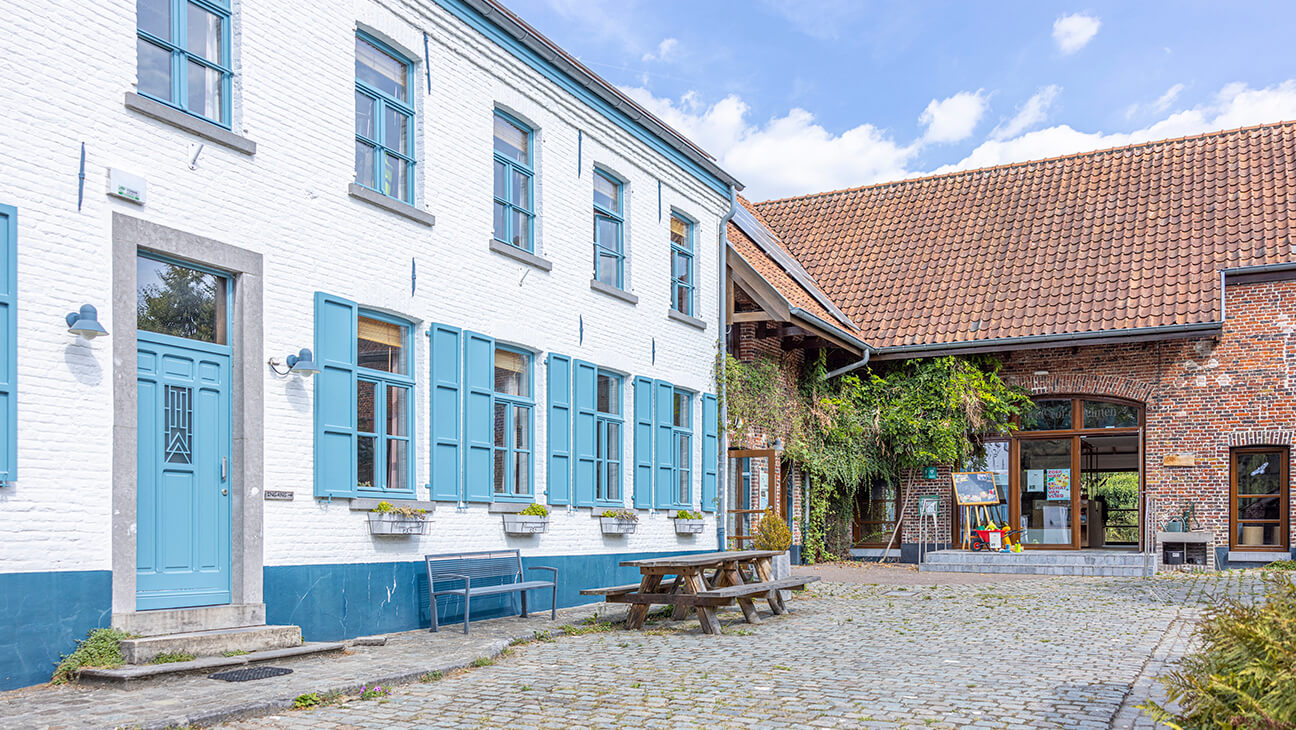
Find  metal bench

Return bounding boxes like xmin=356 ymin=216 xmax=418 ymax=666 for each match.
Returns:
xmin=424 ymin=549 xmax=557 ymax=634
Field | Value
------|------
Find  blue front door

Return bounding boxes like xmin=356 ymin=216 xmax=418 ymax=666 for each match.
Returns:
xmin=136 ymin=255 xmax=233 ymax=610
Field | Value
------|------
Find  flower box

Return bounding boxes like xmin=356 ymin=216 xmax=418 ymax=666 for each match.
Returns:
xmin=502 ymin=514 xmax=549 ymax=535
xmin=367 ymin=513 xmax=428 ymax=536
xmin=599 ymin=517 xmax=638 ymax=535
xmin=674 ymin=518 xmax=705 ymax=535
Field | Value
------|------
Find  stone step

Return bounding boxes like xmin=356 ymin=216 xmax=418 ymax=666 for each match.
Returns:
xmin=918 ymin=562 xmax=1149 ymax=577
xmin=79 ymin=641 xmax=345 ymax=684
xmin=923 ymin=550 xmax=1146 ymax=567
xmin=120 ymin=624 xmax=303 ymax=664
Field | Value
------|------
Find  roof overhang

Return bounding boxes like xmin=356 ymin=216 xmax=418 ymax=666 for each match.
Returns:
xmin=727 ymin=247 xmax=869 ymax=355
xmin=871 ymin=321 xmax=1223 ymax=361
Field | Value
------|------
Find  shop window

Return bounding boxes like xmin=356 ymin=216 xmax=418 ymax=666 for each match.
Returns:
xmin=1231 ymin=447 xmax=1290 ymax=550
xmin=1083 ymin=400 xmax=1140 ymax=429
xmin=1021 ymin=398 xmax=1071 ymax=431
xmin=355 ymin=33 xmax=416 ymax=204
xmin=493 ymin=111 xmax=534 ymax=250
xmin=137 ymin=0 xmax=232 ymax=126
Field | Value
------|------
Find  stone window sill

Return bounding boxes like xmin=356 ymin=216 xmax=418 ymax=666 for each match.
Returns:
xmin=667 ymin=309 xmax=706 ymax=330
xmin=487 ymin=502 xmax=536 ymax=513
xmin=1227 ymin=550 xmax=1291 ymax=563
xmin=124 ymin=92 xmax=257 ymax=156
xmin=347 ymin=184 xmax=436 ymax=227
xmin=590 ymin=279 xmax=638 ymax=305
xmin=489 ymin=239 xmax=552 ymax=271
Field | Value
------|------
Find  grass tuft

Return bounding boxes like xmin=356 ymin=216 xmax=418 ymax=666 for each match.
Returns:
xmin=51 ymin=628 xmax=138 ymax=684
xmin=149 ymin=652 xmax=196 ymax=664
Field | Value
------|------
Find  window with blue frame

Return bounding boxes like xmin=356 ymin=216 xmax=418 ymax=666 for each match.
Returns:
xmin=355 ymin=33 xmax=415 ymax=204
xmin=593 ymin=170 xmax=624 ymax=288
xmin=493 ymin=347 xmax=533 ymax=497
xmin=356 ymin=315 xmax=413 ymax=493
xmin=493 ymin=112 xmax=534 ymax=251
xmin=672 ymin=388 xmax=692 ymax=505
xmin=670 ymin=213 xmax=694 ymax=316
xmin=595 ymin=370 xmax=622 ymax=503
xmin=136 ymin=0 xmax=232 ymax=126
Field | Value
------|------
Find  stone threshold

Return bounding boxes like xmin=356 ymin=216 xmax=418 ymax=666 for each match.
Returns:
xmin=79 ymin=642 xmax=345 ymax=684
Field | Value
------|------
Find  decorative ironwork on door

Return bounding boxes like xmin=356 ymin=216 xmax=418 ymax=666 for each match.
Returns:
xmin=164 ymin=384 xmax=193 ymax=464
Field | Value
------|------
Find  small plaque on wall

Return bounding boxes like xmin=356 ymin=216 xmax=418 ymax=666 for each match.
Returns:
xmin=264 ymin=490 xmax=294 ymax=501
xmin=1163 ymin=454 xmax=1196 ymax=467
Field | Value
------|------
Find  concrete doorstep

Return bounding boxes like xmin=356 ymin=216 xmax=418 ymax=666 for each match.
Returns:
xmin=0 ymin=603 xmax=627 ymax=730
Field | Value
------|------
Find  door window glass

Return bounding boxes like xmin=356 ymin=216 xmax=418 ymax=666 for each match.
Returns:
xmin=1018 ymin=439 xmax=1073 ymax=546
xmin=1083 ymin=401 xmax=1140 ymax=429
xmin=137 ymin=255 xmax=227 ymax=344
xmin=1021 ymin=398 xmax=1071 ymax=431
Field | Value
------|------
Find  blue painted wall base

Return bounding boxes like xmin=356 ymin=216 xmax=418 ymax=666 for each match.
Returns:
xmin=265 ymin=550 xmax=703 ymax=642
xmin=0 ymin=570 xmax=111 ymax=690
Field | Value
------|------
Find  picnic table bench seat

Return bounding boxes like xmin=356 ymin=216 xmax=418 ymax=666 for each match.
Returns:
xmin=698 ymin=575 xmax=819 ymax=599
xmin=425 ymin=549 xmax=557 ymax=634
xmin=578 ymin=583 xmax=643 ymax=597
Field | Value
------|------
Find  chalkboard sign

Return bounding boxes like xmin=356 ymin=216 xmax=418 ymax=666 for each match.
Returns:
xmin=951 ymin=471 xmax=1001 ymax=506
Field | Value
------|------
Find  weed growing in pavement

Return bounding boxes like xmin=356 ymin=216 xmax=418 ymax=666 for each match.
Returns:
xmin=149 ymin=652 xmax=195 ymax=664
xmin=221 ymin=649 xmax=251 ymax=657
xmin=470 ymin=656 xmax=495 ymax=667
xmin=359 ymin=684 xmax=391 ymax=700
xmin=52 ymin=628 xmax=140 ymax=684
xmin=420 ymin=670 xmax=443 ymax=682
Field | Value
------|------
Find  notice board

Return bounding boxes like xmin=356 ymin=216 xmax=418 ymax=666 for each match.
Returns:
xmin=951 ymin=471 xmax=1001 ymax=506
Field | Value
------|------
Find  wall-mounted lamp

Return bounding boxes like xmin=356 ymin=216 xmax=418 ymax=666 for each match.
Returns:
xmin=772 ymin=437 xmax=785 ymax=451
xmin=268 ymin=348 xmax=320 ymax=377
xmin=66 ymin=304 xmax=109 ymax=340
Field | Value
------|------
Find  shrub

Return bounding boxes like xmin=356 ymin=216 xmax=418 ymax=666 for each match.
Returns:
xmin=51 ymin=628 xmax=136 ymax=684
xmin=675 ymin=510 xmax=703 ymax=520
xmin=1142 ymin=575 xmax=1296 ymax=728
xmin=371 ymin=500 xmax=427 ymax=519
xmin=600 ymin=508 xmax=638 ymax=522
xmin=520 ymin=503 xmax=549 ymax=517
xmin=1263 ymin=559 xmax=1296 ymax=571
xmin=753 ymin=508 xmax=792 ymax=551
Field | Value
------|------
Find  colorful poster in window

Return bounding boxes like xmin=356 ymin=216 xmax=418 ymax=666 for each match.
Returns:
xmin=1045 ymin=468 xmax=1070 ymax=501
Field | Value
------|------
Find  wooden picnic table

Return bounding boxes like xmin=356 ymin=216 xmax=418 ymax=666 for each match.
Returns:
xmin=581 ymin=550 xmax=817 ymax=635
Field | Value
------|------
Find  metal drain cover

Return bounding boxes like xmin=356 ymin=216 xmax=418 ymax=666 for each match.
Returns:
xmin=209 ymin=666 xmax=293 ymax=682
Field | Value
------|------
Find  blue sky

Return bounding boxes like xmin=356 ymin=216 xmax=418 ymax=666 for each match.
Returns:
xmin=504 ymin=0 xmax=1296 ymax=200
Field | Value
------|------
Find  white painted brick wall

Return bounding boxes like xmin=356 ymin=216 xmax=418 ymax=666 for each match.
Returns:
xmin=0 ymin=0 xmax=728 ymax=573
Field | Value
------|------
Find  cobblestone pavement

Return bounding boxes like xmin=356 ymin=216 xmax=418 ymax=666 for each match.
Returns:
xmin=218 ymin=571 xmax=1270 ymax=730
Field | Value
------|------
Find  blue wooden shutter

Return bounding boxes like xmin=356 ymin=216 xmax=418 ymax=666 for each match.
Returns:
xmin=0 ymin=206 xmax=14 ymax=485
xmin=632 ymin=376 xmax=653 ymax=509
xmin=429 ymin=324 xmax=461 ymax=502
xmin=653 ymin=380 xmax=674 ymax=509
xmin=314 ymin=292 xmax=358 ymax=498
xmin=572 ymin=360 xmax=597 ymax=507
xmin=462 ymin=331 xmax=495 ymax=502
xmin=546 ymin=354 xmax=572 ymax=506
xmin=701 ymin=393 xmax=718 ymax=512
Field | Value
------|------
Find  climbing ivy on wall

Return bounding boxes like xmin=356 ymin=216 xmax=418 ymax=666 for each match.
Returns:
xmin=720 ymin=353 xmax=1031 ymax=562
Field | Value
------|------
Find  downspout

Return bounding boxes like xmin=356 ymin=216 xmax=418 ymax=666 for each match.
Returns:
xmin=824 ymin=349 xmax=871 ymax=380
xmin=717 ymin=184 xmax=738 ymax=550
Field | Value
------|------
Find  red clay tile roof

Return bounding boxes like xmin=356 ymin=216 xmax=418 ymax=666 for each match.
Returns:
xmin=753 ymin=121 xmax=1296 ymax=350
xmin=728 ymin=196 xmax=859 ymax=333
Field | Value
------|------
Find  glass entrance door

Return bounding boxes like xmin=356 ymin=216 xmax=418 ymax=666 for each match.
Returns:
xmin=726 ymin=449 xmax=778 ymax=550
xmin=1018 ymin=438 xmax=1075 ymax=547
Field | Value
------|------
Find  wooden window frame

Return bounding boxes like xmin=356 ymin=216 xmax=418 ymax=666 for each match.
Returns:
xmin=669 ymin=212 xmax=695 ymax=317
xmin=492 ymin=110 xmax=535 ymax=251
xmin=491 ymin=345 xmax=535 ymax=500
xmin=1229 ymin=446 xmax=1290 ymax=551
xmin=354 ymin=310 xmax=415 ymax=497
xmin=593 ymin=169 xmax=625 ymax=289
xmin=137 ymin=0 xmax=233 ymax=127
xmin=594 ymin=369 xmax=623 ymax=504
xmin=355 ymin=32 xmax=416 ymax=204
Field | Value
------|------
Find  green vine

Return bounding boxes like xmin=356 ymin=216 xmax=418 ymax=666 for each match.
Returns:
xmin=721 ymin=352 xmax=1030 ymax=562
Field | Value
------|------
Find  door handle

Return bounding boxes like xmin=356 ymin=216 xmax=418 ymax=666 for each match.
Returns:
xmin=221 ymin=457 xmax=228 ymax=481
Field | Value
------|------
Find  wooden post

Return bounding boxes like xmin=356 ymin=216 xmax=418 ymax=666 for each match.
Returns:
xmin=753 ymin=557 xmax=786 ymax=615
xmin=717 ymin=560 xmax=761 ymax=624
xmin=625 ymin=573 xmax=661 ymax=629
xmin=684 ymin=572 xmax=721 ymax=634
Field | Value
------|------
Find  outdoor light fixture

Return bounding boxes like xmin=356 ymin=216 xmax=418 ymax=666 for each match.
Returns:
xmin=772 ymin=437 xmax=785 ymax=451
xmin=268 ymin=348 xmax=320 ymax=377
xmin=66 ymin=304 xmax=108 ymax=340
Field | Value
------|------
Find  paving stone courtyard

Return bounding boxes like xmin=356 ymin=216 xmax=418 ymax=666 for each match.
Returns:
xmin=0 ymin=566 xmax=1273 ymax=730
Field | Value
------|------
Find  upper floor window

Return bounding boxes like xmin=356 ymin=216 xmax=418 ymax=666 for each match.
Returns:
xmin=596 ymin=370 xmax=623 ymax=503
xmin=670 ymin=214 xmax=694 ymax=316
xmin=493 ymin=347 xmax=533 ymax=497
xmin=356 ymin=314 xmax=412 ymax=494
xmin=355 ymin=33 xmax=415 ymax=204
xmin=493 ymin=112 xmax=534 ymax=251
xmin=137 ymin=0 xmax=232 ymax=126
xmin=593 ymin=170 xmax=624 ymax=288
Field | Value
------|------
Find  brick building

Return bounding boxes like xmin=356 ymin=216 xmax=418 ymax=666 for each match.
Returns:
xmin=0 ymin=0 xmax=740 ymax=689
xmin=732 ymin=122 xmax=1296 ymax=570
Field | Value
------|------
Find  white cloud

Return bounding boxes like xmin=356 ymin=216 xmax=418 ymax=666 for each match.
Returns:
xmin=919 ymin=90 xmax=989 ymax=144
xmin=934 ymin=80 xmax=1296 ymax=174
xmin=1052 ymin=13 xmax=1100 ymax=55
xmin=621 ymin=87 xmax=918 ymax=200
xmin=641 ymin=38 xmax=679 ymax=63
xmin=992 ymin=85 xmax=1061 ymax=140
xmin=1154 ymin=83 xmax=1186 ymax=112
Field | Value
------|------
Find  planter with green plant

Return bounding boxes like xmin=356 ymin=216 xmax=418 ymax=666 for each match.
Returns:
xmin=674 ymin=509 xmax=706 ymax=535
xmin=367 ymin=500 xmax=429 ymax=536
xmin=598 ymin=508 xmax=639 ymax=535
xmin=503 ymin=503 xmax=550 ymax=534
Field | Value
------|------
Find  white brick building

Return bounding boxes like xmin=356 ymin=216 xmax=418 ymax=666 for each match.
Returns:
xmin=0 ymin=0 xmax=740 ymax=689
